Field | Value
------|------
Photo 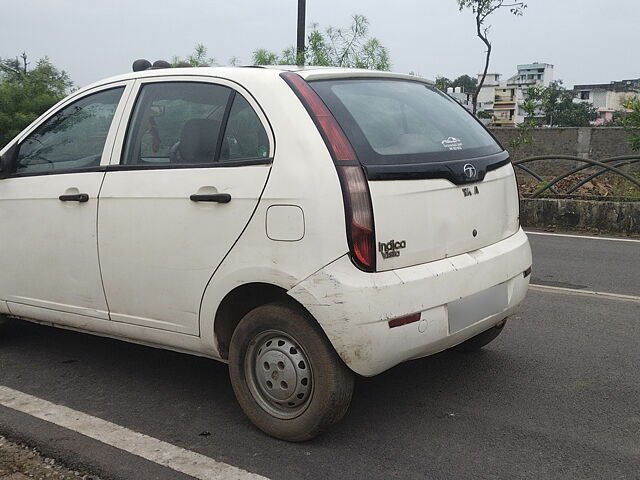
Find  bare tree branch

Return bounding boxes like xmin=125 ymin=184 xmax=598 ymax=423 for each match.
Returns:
xmin=457 ymin=0 xmax=527 ymax=114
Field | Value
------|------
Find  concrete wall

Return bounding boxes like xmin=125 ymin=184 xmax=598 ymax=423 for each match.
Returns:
xmin=489 ymin=127 xmax=635 ymax=162
xmin=589 ymin=128 xmax=636 ymax=160
xmin=490 ymin=127 xmax=640 ymax=234
xmin=520 ymin=198 xmax=639 ymax=234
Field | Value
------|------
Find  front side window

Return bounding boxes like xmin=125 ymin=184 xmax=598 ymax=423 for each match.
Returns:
xmin=122 ymin=82 xmax=232 ymax=165
xmin=15 ymin=88 xmax=124 ymax=174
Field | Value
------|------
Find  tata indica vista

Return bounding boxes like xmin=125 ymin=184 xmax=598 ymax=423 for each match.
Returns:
xmin=0 ymin=64 xmax=531 ymax=441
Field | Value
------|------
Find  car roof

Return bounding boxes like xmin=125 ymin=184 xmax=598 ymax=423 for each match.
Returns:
xmin=76 ymin=65 xmax=434 ymax=96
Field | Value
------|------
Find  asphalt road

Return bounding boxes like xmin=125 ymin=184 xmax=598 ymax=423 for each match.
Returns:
xmin=1 ymin=231 xmax=639 ymax=480
xmin=527 ymin=230 xmax=640 ymax=296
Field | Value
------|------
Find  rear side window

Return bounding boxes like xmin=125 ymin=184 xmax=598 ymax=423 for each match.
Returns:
xmin=220 ymin=95 xmax=269 ymax=162
xmin=310 ymin=79 xmax=501 ymax=165
xmin=122 ymin=82 xmax=232 ymax=165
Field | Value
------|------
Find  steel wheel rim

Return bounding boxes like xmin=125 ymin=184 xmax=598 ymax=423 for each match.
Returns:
xmin=245 ymin=329 xmax=314 ymax=420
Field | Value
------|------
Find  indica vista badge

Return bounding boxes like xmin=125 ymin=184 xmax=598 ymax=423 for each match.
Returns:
xmin=379 ymin=239 xmax=407 ymax=259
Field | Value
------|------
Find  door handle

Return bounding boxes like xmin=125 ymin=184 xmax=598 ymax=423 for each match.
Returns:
xmin=190 ymin=193 xmax=231 ymax=203
xmin=59 ymin=193 xmax=89 ymax=202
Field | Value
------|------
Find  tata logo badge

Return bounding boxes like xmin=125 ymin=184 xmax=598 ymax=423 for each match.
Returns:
xmin=463 ymin=163 xmax=477 ymax=179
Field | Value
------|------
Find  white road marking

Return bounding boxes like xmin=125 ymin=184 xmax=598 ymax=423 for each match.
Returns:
xmin=525 ymin=231 xmax=640 ymax=243
xmin=0 ymin=385 xmax=269 ymax=480
xmin=529 ymin=284 xmax=640 ymax=303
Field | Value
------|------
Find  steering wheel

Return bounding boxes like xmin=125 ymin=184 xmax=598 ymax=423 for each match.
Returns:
xmin=19 ymin=154 xmax=55 ymax=170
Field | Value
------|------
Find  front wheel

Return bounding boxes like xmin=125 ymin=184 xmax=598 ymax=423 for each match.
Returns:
xmin=228 ymin=302 xmax=354 ymax=441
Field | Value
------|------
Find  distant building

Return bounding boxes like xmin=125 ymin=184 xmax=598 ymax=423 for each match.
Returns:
xmin=476 ymin=73 xmax=502 ymax=112
xmin=492 ymin=86 xmax=517 ymax=125
xmin=447 ymin=86 xmax=474 ymax=111
xmin=507 ymin=62 xmax=554 ymax=88
xmin=467 ymin=63 xmax=639 ymax=127
xmin=475 ymin=62 xmax=554 ymax=125
xmin=573 ymin=78 xmax=640 ymax=125
xmin=507 ymin=63 xmax=554 ymax=123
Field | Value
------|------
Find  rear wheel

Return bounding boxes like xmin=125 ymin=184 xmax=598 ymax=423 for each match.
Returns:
xmin=452 ymin=320 xmax=507 ymax=352
xmin=228 ymin=302 xmax=354 ymax=441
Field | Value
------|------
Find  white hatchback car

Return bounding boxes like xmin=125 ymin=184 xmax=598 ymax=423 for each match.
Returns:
xmin=0 ymin=64 xmax=531 ymax=441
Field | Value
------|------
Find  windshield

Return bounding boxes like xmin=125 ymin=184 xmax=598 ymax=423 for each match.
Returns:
xmin=310 ymin=79 xmax=502 ymax=165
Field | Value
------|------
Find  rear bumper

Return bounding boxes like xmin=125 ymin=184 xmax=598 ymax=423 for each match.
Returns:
xmin=288 ymin=228 xmax=531 ymax=376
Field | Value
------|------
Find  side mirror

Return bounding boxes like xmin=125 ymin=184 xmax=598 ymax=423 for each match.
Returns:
xmin=0 ymin=143 xmax=18 ymax=179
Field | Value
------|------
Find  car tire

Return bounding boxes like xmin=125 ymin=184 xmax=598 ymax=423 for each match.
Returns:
xmin=452 ymin=320 xmax=507 ymax=352
xmin=228 ymin=302 xmax=354 ymax=442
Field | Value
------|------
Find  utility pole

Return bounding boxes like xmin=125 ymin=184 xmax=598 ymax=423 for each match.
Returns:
xmin=296 ymin=0 xmax=306 ymax=66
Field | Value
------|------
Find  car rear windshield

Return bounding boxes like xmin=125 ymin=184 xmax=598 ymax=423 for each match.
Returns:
xmin=309 ymin=79 xmax=502 ymax=165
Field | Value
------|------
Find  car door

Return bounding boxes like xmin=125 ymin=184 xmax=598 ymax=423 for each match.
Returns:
xmin=0 ymin=83 xmax=130 ymax=322
xmin=98 ymin=77 xmax=273 ymax=335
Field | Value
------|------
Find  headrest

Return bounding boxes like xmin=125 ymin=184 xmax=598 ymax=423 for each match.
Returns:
xmin=178 ymin=119 xmax=221 ymax=164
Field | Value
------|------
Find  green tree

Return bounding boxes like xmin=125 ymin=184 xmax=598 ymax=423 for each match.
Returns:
xmin=0 ymin=53 xmax=73 ymax=148
xmin=522 ymin=85 xmax=545 ymax=124
xmin=552 ymin=99 xmax=597 ymax=127
xmin=435 ymin=76 xmax=452 ymax=92
xmin=253 ymin=49 xmax=281 ymax=66
xmin=509 ymin=82 xmax=598 ymax=150
xmin=172 ymin=44 xmax=242 ymax=67
xmin=253 ymin=15 xmax=390 ymax=70
xmin=539 ymin=81 xmax=597 ymax=127
xmin=436 ymin=75 xmax=477 ymax=93
xmin=620 ymin=96 xmax=640 ymax=150
xmin=456 ymin=0 xmax=526 ymax=113
xmin=509 ymin=85 xmax=544 ymax=151
xmin=171 ymin=43 xmax=217 ymax=67
xmin=452 ymin=74 xmax=478 ymax=93
xmin=538 ymin=80 xmax=563 ymax=126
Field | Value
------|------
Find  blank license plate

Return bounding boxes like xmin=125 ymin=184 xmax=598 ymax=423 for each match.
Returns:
xmin=448 ymin=282 xmax=508 ymax=334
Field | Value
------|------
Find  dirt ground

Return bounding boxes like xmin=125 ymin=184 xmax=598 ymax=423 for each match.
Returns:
xmin=518 ymin=172 xmax=640 ymax=199
xmin=0 ymin=436 xmax=99 ymax=480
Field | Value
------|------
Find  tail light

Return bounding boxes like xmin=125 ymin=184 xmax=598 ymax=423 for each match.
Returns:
xmin=281 ymin=72 xmax=376 ymax=271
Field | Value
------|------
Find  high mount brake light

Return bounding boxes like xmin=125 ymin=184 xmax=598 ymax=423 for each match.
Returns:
xmin=281 ymin=72 xmax=376 ymax=272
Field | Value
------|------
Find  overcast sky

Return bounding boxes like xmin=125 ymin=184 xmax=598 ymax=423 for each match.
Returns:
xmin=2 ymin=0 xmax=637 ymax=89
